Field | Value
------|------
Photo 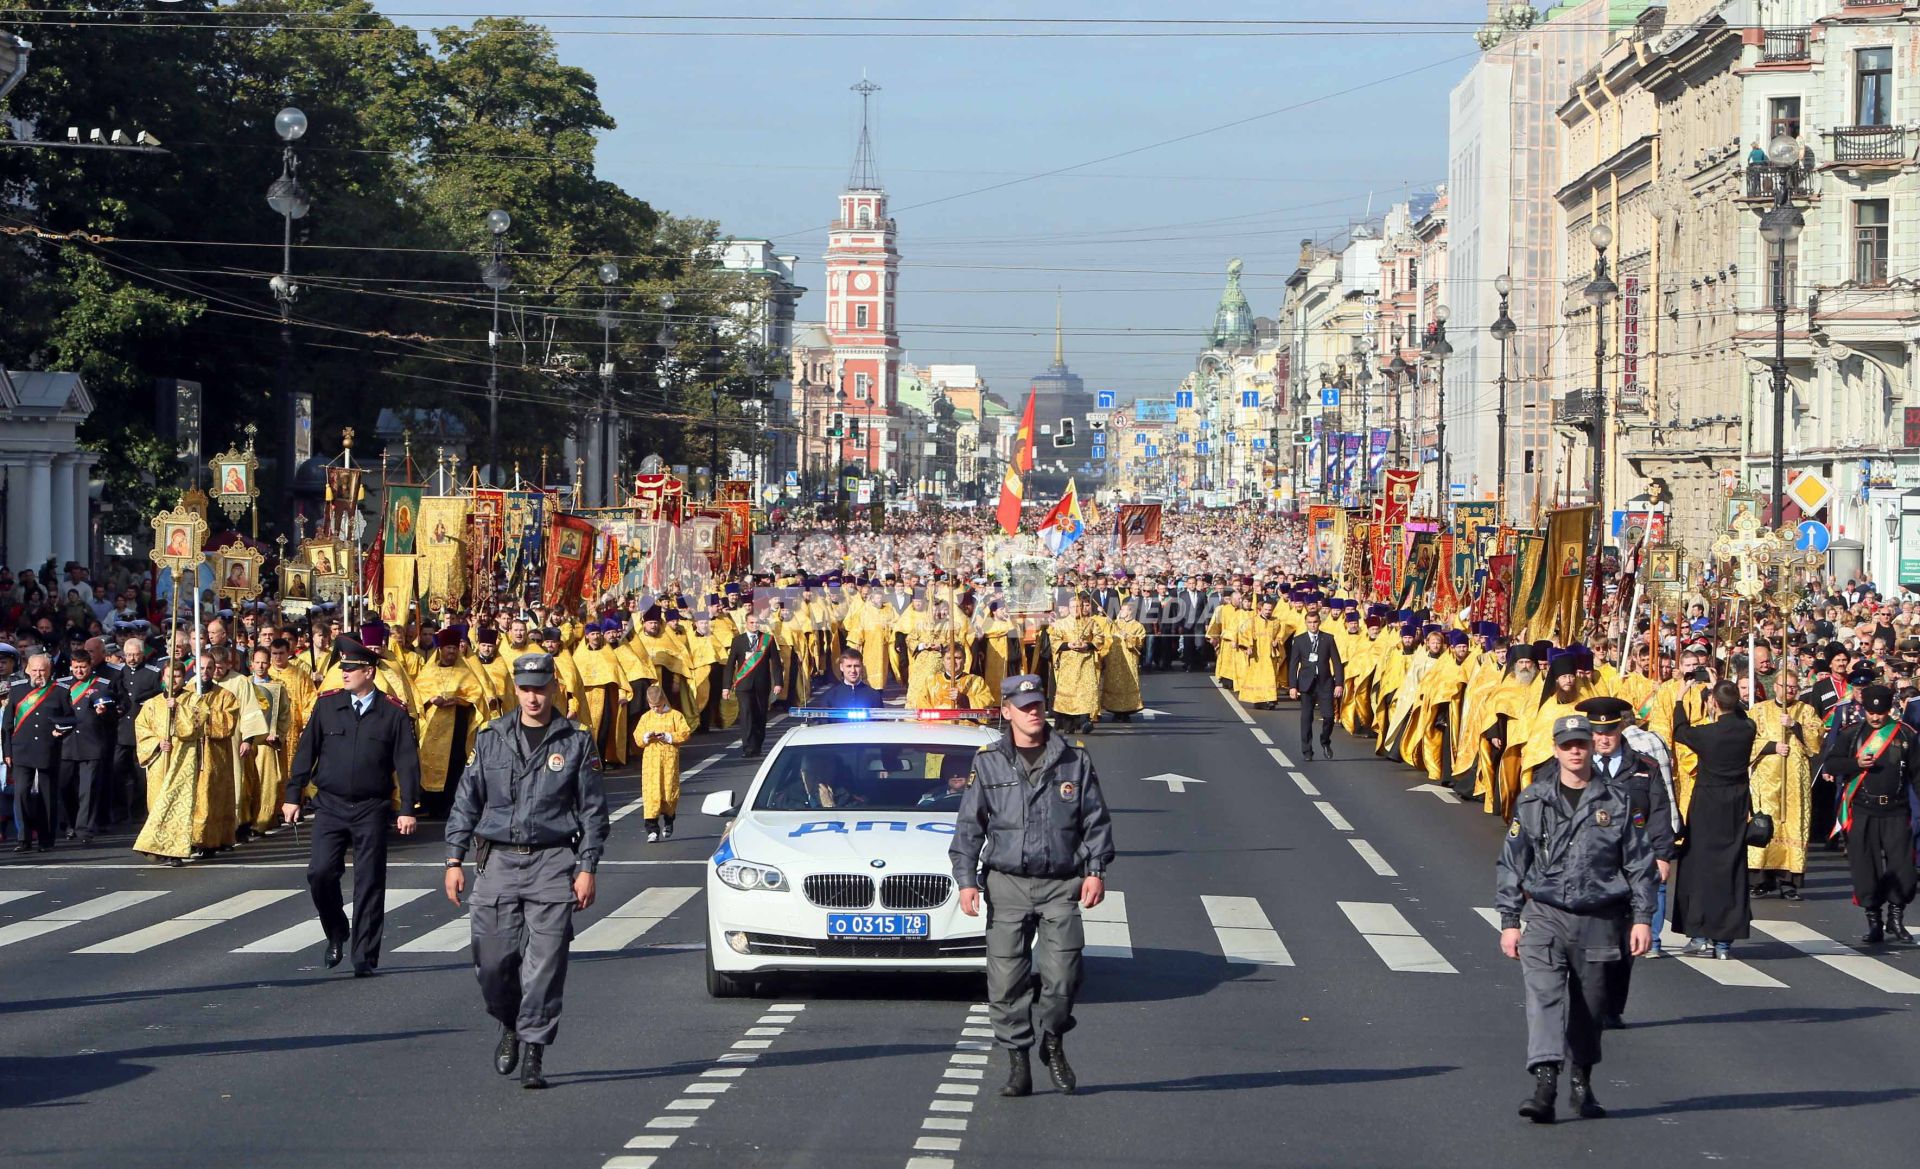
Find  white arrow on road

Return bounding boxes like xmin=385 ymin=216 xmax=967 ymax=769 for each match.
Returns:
xmin=1140 ymin=707 xmax=1172 ymax=720
xmin=1143 ymin=773 xmax=1206 ymax=793
xmin=1408 ymin=783 xmax=1462 ymax=804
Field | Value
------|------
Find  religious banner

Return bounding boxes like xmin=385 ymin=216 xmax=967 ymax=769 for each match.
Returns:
xmin=633 ymin=473 xmax=686 ymax=525
xmin=361 ymin=525 xmax=385 ymax=598
xmin=1116 ymin=503 xmax=1163 ymax=548
xmin=209 ymin=441 xmax=260 ymax=525
xmin=1367 ymin=429 xmax=1391 ymax=496
xmin=215 ymin=544 xmax=265 ymax=606
xmin=150 ymin=505 xmax=209 ymax=580
xmin=1477 ymin=552 xmax=1515 ymax=628
xmin=1452 ymin=501 xmax=1495 ymax=540
xmin=1400 ymin=528 xmax=1439 ymax=607
xmin=1370 ymin=521 xmax=1392 ymax=603
xmin=1432 ymin=533 xmax=1460 ymax=620
xmin=1342 ymin=516 xmax=1371 ymax=598
xmin=1510 ymin=534 xmax=1549 ymax=638
xmin=384 ymin=485 xmax=424 ymax=556
xmin=718 ymin=479 xmax=754 ymax=503
xmin=1541 ymin=506 xmax=1595 ymax=641
xmin=503 ymin=491 xmax=547 ymax=584
xmin=542 ymin=513 xmax=596 ymax=609
xmin=380 ymin=554 xmax=417 ymax=627
xmin=324 ymin=467 xmax=364 ymax=542
xmin=417 ymin=496 xmax=471 ymax=611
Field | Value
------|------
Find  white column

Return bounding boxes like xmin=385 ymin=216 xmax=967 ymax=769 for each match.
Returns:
xmin=2 ymin=459 xmax=28 ymax=569
xmin=48 ymin=452 xmax=76 ymax=567
xmin=71 ymin=455 xmax=94 ymax=569
xmin=24 ymin=454 xmax=54 ymax=572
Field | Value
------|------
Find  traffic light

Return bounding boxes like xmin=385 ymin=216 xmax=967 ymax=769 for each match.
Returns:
xmin=827 ymin=412 xmax=844 ymax=438
xmin=1053 ymin=418 xmax=1075 ymax=448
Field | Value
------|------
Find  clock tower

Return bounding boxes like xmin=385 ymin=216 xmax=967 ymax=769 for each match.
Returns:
xmin=823 ymin=77 xmax=902 ymax=478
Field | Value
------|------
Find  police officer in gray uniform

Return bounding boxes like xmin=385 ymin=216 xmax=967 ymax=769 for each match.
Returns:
xmin=951 ymin=674 xmax=1116 ymax=1098
xmin=444 ymin=652 xmax=610 ymax=1090
xmin=1496 ymin=713 xmax=1656 ymax=1123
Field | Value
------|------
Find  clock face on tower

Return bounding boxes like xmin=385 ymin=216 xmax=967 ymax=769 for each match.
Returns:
xmin=852 ymin=272 xmax=873 ymax=291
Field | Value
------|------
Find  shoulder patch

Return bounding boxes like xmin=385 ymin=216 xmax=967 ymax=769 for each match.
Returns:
xmin=317 ymin=688 xmax=343 ymax=698
xmin=1508 ymin=820 xmax=1521 ymax=837
xmin=384 ymin=692 xmax=408 ymax=709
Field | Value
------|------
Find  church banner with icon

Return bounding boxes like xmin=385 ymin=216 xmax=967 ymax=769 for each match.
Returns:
xmin=542 ymin=513 xmax=596 ymax=609
xmin=416 ymin=496 xmax=470 ymax=611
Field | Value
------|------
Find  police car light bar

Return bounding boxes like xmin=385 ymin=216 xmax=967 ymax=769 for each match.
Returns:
xmin=788 ymin=708 xmax=1001 ymax=722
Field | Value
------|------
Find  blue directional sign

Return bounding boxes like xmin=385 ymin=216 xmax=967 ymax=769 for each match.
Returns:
xmin=1090 ymin=441 xmax=1106 ymax=459
xmin=1175 ymin=390 xmax=1195 ymax=409
xmin=1796 ymin=519 xmax=1831 ymax=553
xmin=1252 ymin=437 xmax=1267 ymax=451
xmin=1241 ymin=390 xmax=1261 ymax=408
xmin=1320 ymin=387 xmax=1341 ymax=408
xmin=1097 ymin=390 xmax=1117 ymax=409
xmin=1145 ymin=444 xmax=1159 ymax=458
xmin=1135 ymin=432 xmax=1146 ymax=446
xmin=1226 ymin=432 xmax=1237 ymax=444
xmin=1200 ymin=419 xmax=1212 ymax=431
xmin=1196 ymin=441 xmax=1211 ymax=455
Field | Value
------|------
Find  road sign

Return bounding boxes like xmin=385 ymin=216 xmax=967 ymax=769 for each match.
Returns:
xmin=1175 ymin=391 xmax=1194 ymax=409
xmin=784 ymin=471 xmax=799 ymax=486
xmin=1319 ymin=388 xmax=1340 ymax=408
xmin=1142 ymin=773 xmax=1206 ymax=793
xmin=1787 ymin=472 xmax=1830 ymax=515
xmin=1097 ymin=390 xmax=1116 ymax=409
xmin=1196 ymin=441 xmax=1210 ymax=455
xmin=1796 ymin=519 xmax=1831 ymax=553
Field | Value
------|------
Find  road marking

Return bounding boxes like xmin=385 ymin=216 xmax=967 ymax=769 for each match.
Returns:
xmin=75 ymin=889 xmax=301 ymax=954
xmin=572 ymin=887 xmax=699 ymax=953
xmin=602 ymin=1157 xmax=657 ymax=1169
xmin=1313 ymin=801 xmax=1351 ymax=831
xmin=1338 ymin=901 xmax=1457 ymax=974
xmin=1221 ymin=689 xmax=1256 ymax=725
xmin=1141 ymin=772 xmax=1205 ymax=794
xmin=1139 ymin=707 xmax=1171 ymax=720
xmin=1284 ymin=767 xmax=1320 ymax=796
xmin=1753 ymin=919 xmax=1920 ymax=994
xmin=616 ymin=1003 xmax=802 ymax=1152
xmin=1654 ymin=927 xmax=1788 ymax=987
xmin=1084 ymin=890 xmax=1132 ymax=958
xmin=1250 ymin=727 xmax=1272 ymax=745
xmin=1348 ymin=839 xmax=1397 ymax=877
xmin=621 ymin=1135 xmax=678 ymax=1149
xmin=0 ymin=891 xmax=169 ymax=950
xmin=612 ymin=749 xmax=730 ymax=822
xmin=1201 ymin=895 xmax=1294 ymax=966
xmin=397 ymin=914 xmax=473 ymax=953
xmin=0 ymin=891 xmax=41 ymax=908
xmin=1268 ymin=746 xmax=1293 ymax=768
xmin=1474 ymin=908 xmax=1504 ymax=931
xmin=234 ymin=889 xmax=430 ymax=953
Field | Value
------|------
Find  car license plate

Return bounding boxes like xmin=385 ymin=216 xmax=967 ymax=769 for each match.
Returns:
xmin=826 ymin=912 xmax=930 ymax=939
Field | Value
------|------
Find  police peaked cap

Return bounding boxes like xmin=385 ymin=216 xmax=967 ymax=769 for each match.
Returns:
xmin=334 ymin=637 xmax=376 ymax=669
xmin=1576 ymin=696 xmax=1635 ymax=731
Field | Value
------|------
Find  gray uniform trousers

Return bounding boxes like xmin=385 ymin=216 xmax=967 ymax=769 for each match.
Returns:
xmin=470 ymin=847 xmax=577 ymax=1046
xmin=984 ymin=870 xmax=1085 ymax=1050
xmin=1520 ymin=900 xmax=1625 ymax=1070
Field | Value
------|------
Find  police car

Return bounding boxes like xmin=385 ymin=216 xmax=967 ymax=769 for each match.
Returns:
xmin=700 ymin=709 xmax=996 ymax=997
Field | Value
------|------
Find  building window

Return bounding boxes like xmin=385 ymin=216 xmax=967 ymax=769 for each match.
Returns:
xmin=1857 ymin=48 xmax=1893 ymax=126
xmin=855 ymin=373 xmax=870 ymax=401
xmin=1767 ymin=240 xmax=1800 ymax=306
xmin=1855 ymin=200 xmax=1889 ymax=285
xmin=1524 ymin=449 xmax=1536 ymax=474
xmin=1407 ymin=258 xmax=1418 ymax=292
xmin=1768 ymin=97 xmax=1801 ymax=142
xmin=856 ymin=304 xmax=869 ymax=329
xmin=856 ymin=206 xmax=872 ymax=228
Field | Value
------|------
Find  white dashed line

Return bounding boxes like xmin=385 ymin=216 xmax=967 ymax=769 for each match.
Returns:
xmin=607 ymin=1004 xmax=806 ymax=1165
xmin=1222 ymin=689 xmax=1256 ymax=725
xmin=1348 ymin=839 xmax=1397 ymax=877
xmin=908 ymin=1006 xmax=993 ymax=1165
xmin=1313 ymin=801 xmax=1352 ymax=831
xmin=1268 ymin=746 xmax=1294 ymax=768
xmin=1250 ymin=727 xmax=1273 ymax=745
xmin=1284 ymin=767 xmax=1320 ymax=796
xmin=1201 ymin=895 xmax=1295 ymax=966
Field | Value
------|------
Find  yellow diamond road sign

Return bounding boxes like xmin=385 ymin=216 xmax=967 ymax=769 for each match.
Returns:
xmin=1787 ymin=472 xmax=1830 ymax=515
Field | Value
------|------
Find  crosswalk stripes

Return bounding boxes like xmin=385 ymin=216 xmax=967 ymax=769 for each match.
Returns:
xmin=1201 ymin=895 xmax=1293 ymax=966
xmin=76 ymin=889 xmax=301 ymax=955
xmin=232 ymin=889 xmax=432 ymax=953
xmin=0 ymin=891 xmax=40 ymax=908
xmin=1339 ymin=902 xmax=1456 ymax=974
xmin=573 ymin=887 xmax=699 ymax=953
xmin=0 ymin=891 xmax=169 ymax=949
xmin=397 ymin=912 xmax=472 ymax=953
xmin=1475 ymin=906 xmax=1786 ymax=989
xmin=1753 ymin=919 xmax=1920 ymax=995
xmin=1083 ymin=890 xmax=1132 ymax=959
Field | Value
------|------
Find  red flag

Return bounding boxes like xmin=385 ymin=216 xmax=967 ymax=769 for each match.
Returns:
xmin=995 ymin=390 xmax=1037 ymax=535
xmin=542 ymin=513 xmax=596 ymax=610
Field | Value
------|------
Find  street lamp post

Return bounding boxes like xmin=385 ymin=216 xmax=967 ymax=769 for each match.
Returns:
xmin=1387 ymin=351 xmax=1410 ymax=472
xmin=1490 ymin=274 xmax=1517 ymax=523
xmin=1756 ymin=135 xmax=1807 ymax=526
xmin=480 ymin=209 xmax=513 ymax=484
xmin=1423 ymin=306 xmax=1453 ymax=514
xmin=1584 ymin=223 xmax=1620 ymax=572
xmin=1352 ymin=334 xmax=1375 ymax=505
xmin=596 ymin=260 xmax=620 ymax=505
xmin=795 ymin=369 xmax=812 ymax=504
xmin=265 ymin=107 xmax=309 ymax=530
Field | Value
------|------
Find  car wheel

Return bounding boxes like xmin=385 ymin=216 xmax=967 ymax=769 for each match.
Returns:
xmin=705 ymin=942 xmax=753 ymax=998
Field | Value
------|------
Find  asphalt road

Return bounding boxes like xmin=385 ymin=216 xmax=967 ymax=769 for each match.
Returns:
xmin=3 ymin=674 xmax=1917 ymax=1168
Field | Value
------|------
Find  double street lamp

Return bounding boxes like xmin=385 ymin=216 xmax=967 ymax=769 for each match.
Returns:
xmin=1423 ymin=305 xmax=1453 ymax=513
xmin=481 ymin=209 xmax=513 ymax=484
xmin=1755 ymin=134 xmax=1807 ymax=527
xmin=1584 ymin=223 xmax=1620 ymax=572
xmin=265 ymin=107 xmax=309 ymax=530
xmin=595 ymin=259 xmax=620 ymax=505
xmin=1490 ymin=274 xmax=1518 ymax=522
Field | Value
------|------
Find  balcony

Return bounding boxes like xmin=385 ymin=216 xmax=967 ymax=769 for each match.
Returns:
xmin=1554 ymin=390 xmax=1596 ymax=430
xmin=1744 ymin=163 xmax=1814 ymax=200
xmin=1825 ymin=125 xmax=1909 ymax=165
xmin=1761 ymin=26 xmax=1810 ymax=62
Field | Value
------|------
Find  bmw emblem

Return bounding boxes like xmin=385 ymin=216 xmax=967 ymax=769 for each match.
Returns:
xmin=869 ymin=859 xmax=886 ymax=870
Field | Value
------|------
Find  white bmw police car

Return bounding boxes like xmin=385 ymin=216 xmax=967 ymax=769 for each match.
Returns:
xmin=700 ymin=710 xmax=996 ymax=996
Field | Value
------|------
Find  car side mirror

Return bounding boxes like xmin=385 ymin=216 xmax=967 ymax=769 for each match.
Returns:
xmin=701 ymin=790 xmax=737 ymax=818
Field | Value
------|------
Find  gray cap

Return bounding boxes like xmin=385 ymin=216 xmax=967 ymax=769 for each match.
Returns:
xmin=1000 ymin=674 xmax=1047 ymax=710
xmin=511 ymin=651 xmax=556 ymax=688
xmin=1552 ymin=714 xmax=1595 ymax=746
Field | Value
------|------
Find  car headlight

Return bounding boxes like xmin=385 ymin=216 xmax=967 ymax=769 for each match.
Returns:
xmin=717 ymin=859 xmax=789 ymax=893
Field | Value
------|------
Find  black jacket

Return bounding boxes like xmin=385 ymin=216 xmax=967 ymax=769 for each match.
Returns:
xmin=725 ymin=632 xmax=785 ymax=696
xmin=1821 ymin=720 xmax=1920 ymax=814
xmin=117 ymin=662 xmax=166 ymax=747
xmin=814 ymin=681 xmax=885 ymax=709
xmin=1496 ymin=774 xmax=1657 ymax=929
xmin=1587 ymin=744 xmax=1678 ymax=862
xmin=2 ymin=678 xmax=76 ymax=771
xmin=950 ymin=731 xmax=1116 ymax=886
xmin=445 ymin=714 xmax=611 ymax=873
xmin=1287 ymin=630 xmax=1344 ymax=692
xmin=57 ymin=673 xmax=117 ymax=763
xmin=287 ymin=689 xmax=423 ymax=811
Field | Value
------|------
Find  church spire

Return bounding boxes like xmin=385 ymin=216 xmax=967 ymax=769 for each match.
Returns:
xmin=1053 ymin=290 xmax=1064 ymax=368
xmin=847 ymin=75 xmax=882 ymax=192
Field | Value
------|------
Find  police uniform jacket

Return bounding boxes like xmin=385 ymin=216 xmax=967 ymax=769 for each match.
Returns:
xmin=117 ymin=662 xmax=165 ymax=748
xmin=1496 ymin=774 xmax=1657 ymax=930
xmin=445 ymin=714 xmax=610 ymax=873
xmin=58 ymin=673 xmax=116 ymax=763
xmin=949 ymin=731 xmax=1116 ymax=886
xmin=1 ymin=678 xmax=76 ymax=770
xmin=1590 ymin=744 xmax=1679 ymax=862
xmin=1822 ymin=720 xmax=1920 ymax=816
xmin=287 ymin=689 xmax=423 ymax=811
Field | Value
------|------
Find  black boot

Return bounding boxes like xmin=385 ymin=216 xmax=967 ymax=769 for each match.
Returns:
xmin=1568 ymin=1065 xmax=1606 ymax=1118
xmin=1039 ymin=1034 xmax=1076 ymax=1094
xmin=663 ymin=815 xmax=674 ymax=840
xmin=1000 ymin=1048 xmax=1032 ymax=1098
xmin=519 ymin=1043 xmax=547 ymax=1089
xmin=1888 ymin=904 xmax=1914 ymax=945
xmin=494 ymin=1026 xmax=520 ymax=1076
xmin=1862 ymin=907 xmax=1886 ymax=946
xmin=644 ymin=817 xmax=660 ymax=843
xmin=1518 ymin=1063 xmax=1558 ymax=1123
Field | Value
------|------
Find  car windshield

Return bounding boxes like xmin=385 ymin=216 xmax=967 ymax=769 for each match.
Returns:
xmin=753 ymin=743 xmax=978 ymax=812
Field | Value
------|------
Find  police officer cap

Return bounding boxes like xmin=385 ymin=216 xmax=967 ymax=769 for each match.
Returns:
xmin=1552 ymin=715 xmax=1595 ymax=746
xmin=334 ymin=637 xmax=376 ymax=670
xmin=1576 ymin=696 xmax=1634 ymax=732
xmin=512 ymin=652 xmax=556 ymax=688
xmin=1862 ymin=684 xmax=1895 ymax=714
xmin=1000 ymin=674 xmax=1047 ymax=710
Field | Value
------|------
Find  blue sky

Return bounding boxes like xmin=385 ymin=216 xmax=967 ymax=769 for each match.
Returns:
xmin=395 ymin=3 xmax=1482 ymax=399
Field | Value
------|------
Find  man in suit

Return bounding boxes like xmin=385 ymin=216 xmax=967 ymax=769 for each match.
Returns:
xmin=723 ymin=610 xmax=786 ymax=759
xmin=115 ymin=634 xmax=164 ymax=824
xmin=1179 ymin=577 xmax=1210 ymax=672
xmin=814 ymin=648 xmax=885 ymax=710
xmin=284 ymin=636 xmax=423 ymax=977
xmin=2 ymin=652 xmax=77 ymax=851
xmin=1288 ymin=607 xmax=1344 ymax=761
xmin=57 ymin=649 xmax=117 ymax=843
